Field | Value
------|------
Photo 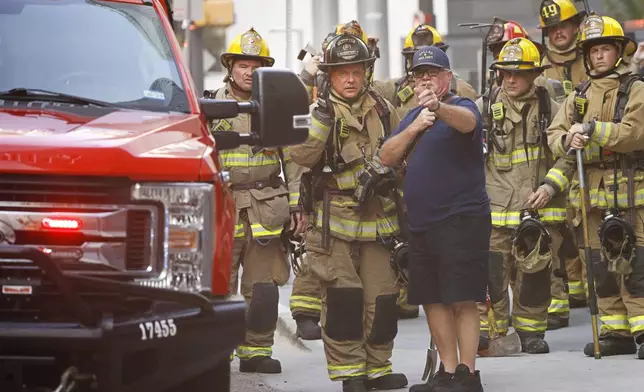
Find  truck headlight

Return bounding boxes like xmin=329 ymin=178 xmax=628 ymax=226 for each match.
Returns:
xmin=131 ymin=183 xmax=214 ymax=292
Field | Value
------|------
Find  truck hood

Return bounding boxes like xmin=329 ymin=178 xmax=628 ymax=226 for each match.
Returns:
xmin=0 ymin=107 xmax=212 ymax=181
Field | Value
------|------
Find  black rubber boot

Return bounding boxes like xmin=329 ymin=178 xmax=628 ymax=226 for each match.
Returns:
xmin=295 ymin=315 xmax=322 ymax=340
xmin=518 ymin=333 xmax=550 ymax=354
xmin=364 ymin=373 xmax=408 ymax=390
xmin=239 ymin=356 xmax=282 ymax=374
xmin=569 ymin=297 xmax=587 ymax=309
xmin=451 ymin=364 xmax=483 ymax=392
xmin=583 ymin=336 xmax=636 ymax=357
xmin=409 ymin=363 xmax=454 ymax=392
xmin=547 ymin=314 xmax=570 ymax=331
xmin=638 ymin=344 xmax=644 ymax=359
xmin=397 ymin=305 xmax=420 ymax=319
xmin=343 ymin=377 xmax=368 ymax=392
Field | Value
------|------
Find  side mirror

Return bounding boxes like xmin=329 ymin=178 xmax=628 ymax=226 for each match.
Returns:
xmin=200 ymin=68 xmax=311 ymax=150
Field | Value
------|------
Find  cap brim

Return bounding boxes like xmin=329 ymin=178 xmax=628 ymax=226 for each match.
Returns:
xmin=410 ymin=62 xmax=448 ymax=72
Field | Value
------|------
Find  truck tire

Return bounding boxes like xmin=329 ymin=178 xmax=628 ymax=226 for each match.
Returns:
xmin=165 ymin=357 xmax=230 ymax=392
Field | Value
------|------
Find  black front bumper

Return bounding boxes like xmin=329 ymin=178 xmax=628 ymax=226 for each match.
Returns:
xmin=0 ymin=246 xmax=246 ymax=392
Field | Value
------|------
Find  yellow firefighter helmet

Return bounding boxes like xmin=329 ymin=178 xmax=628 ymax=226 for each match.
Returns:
xmin=538 ymin=0 xmax=586 ymax=30
xmin=220 ymin=28 xmax=275 ymax=69
xmin=491 ymin=37 xmax=551 ymax=72
xmin=402 ymin=24 xmax=447 ymax=55
xmin=577 ymin=14 xmax=637 ymax=56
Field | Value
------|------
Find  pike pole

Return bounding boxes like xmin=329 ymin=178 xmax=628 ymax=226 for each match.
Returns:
xmin=576 ymin=149 xmax=601 ymax=359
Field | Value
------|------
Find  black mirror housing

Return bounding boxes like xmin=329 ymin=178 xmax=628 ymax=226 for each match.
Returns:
xmin=250 ymin=68 xmax=311 ymax=147
xmin=200 ymin=69 xmax=310 ymax=150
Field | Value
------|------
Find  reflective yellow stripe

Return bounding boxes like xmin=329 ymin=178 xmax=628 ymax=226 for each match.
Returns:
xmin=328 ymin=363 xmax=366 ymax=380
xmin=491 ymin=208 xmax=566 ymax=227
xmin=236 ymin=345 xmax=272 ymax=359
xmin=310 ymin=116 xmax=331 ymax=142
xmin=367 ymin=364 xmax=392 ymax=379
xmin=513 ymin=316 xmax=547 ymax=333
xmin=569 ymin=187 xmax=644 ymax=210
xmin=290 ymin=295 xmax=322 ymax=312
xmin=219 ymin=152 xmax=281 ymax=168
xmin=480 ymin=318 xmax=509 ymax=334
xmin=548 ymin=298 xmax=570 ymax=314
xmin=314 ymin=208 xmax=399 ymax=240
xmin=289 ymin=191 xmax=300 ymax=207
xmin=334 ymin=164 xmax=365 ymax=190
xmin=250 ymin=223 xmax=283 ymax=238
xmin=568 ymin=280 xmax=585 ymax=295
xmin=493 ymin=146 xmax=544 ymax=169
xmin=592 ymin=121 xmax=613 ymax=147
xmin=545 ymin=168 xmax=569 ymax=193
xmin=629 ymin=315 xmax=644 ymax=334
xmin=234 ymin=223 xmax=245 ymax=238
xmin=600 ymin=314 xmax=630 ymax=332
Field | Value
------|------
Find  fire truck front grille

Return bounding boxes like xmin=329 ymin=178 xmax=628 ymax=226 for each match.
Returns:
xmin=0 ymin=174 xmax=131 ymax=204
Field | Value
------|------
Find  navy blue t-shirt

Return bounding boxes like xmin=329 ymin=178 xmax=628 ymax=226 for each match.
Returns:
xmin=393 ymin=95 xmax=490 ymax=232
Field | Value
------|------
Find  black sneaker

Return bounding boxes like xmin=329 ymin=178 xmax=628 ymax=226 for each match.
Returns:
xmin=364 ymin=373 xmax=408 ymax=390
xmin=239 ymin=356 xmax=282 ymax=374
xmin=409 ymin=363 xmax=454 ymax=392
xmin=343 ymin=377 xmax=368 ymax=392
xmin=452 ymin=364 xmax=483 ymax=392
xmin=584 ymin=336 xmax=636 ymax=357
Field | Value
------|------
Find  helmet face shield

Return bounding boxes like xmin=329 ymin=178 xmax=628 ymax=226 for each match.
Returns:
xmin=599 ymin=214 xmax=636 ymax=275
xmin=511 ymin=211 xmax=552 ymax=273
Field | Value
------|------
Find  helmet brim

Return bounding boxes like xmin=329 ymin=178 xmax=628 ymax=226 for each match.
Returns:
xmin=578 ymin=35 xmax=638 ymax=57
xmin=220 ymin=53 xmax=275 ymax=69
xmin=490 ymin=61 xmax=552 ymax=72
xmin=318 ymin=57 xmax=376 ymax=72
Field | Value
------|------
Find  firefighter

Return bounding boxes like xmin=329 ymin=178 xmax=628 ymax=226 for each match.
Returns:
xmin=486 ymin=20 xmax=566 ymax=103
xmin=538 ymin=0 xmax=591 ymax=329
xmin=205 ymin=28 xmax=308 ymax=373
xmin=477 ymin=37 xmax=568 ymax=354
xmin=546 ymin=14 xmax=644 ymax=359
xmin=289 ymin=33 xmax=408 ymax=392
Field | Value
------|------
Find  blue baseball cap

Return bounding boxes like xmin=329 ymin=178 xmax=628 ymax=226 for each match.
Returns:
xmin=410 ymin=45 xmax=451 ymax=71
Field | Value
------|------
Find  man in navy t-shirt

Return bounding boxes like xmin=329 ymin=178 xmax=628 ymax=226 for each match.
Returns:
xmin=379 ymin=46 xmax=491 ymax=392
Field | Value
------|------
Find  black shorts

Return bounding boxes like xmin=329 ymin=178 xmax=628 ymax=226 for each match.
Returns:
xmin=407 ymin=213 xmax=491 ymax=306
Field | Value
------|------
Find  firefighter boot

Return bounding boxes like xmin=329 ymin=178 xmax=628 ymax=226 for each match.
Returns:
xmin=547 ymin=314 xmax=569 ymax=330
xmin=638 ymin=344 xmax=644 ymax=359
xmin=343 ymin=377 xmax=368 ymax=392
xmin=408 ymin=363 xmax=454 ymax=392
xmin=518 ymin=332 xmax=550 ymax=354
xmin=295 ymin=315 xmax=322 ymax=340
xmin=364 ymin=373 xmax=408 ymax=390
xmin=239 ymin=357 xmax=282 ymax=374
xmin=569 ymin=297 xmax=587 ymax=308
xmin=583 ymin=336 xmax=636 ymax=357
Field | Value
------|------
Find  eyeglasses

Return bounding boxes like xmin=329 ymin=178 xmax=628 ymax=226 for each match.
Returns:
xmin=412 ymin=67 xmax=445 ymax=79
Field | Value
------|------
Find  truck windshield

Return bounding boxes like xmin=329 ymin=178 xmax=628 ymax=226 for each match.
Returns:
xmin=0 ymin=0 xmax=189 ymax=113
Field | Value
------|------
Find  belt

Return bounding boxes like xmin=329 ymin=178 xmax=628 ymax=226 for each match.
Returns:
xmin=230 ymin=177 xmax=283 ymax=191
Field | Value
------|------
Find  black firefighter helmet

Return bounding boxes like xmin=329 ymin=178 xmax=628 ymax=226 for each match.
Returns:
xmin=598 ymin=209 xmax=636 ymax=275
xmin=318 ymin=33 xmax=377 ymax=72
xmin=511 ymin=209 xmax=552 ymax=273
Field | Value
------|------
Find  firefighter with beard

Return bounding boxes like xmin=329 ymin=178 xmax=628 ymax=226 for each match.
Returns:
xmin=372 ymin=24 xmax=478 ymax=122
xmin=546 ymin=14 xmax=644 ymax=359
xmin=205 ymin=28 xmax=308 ymax=373
xmin=476 ymin=37 xmax=569 ymax=354
xmin=289 ymin=33 xmax=408 ymax=392
xmin=486 ymin=20 xmax=566 ymax=103
xmin=538 ymin=0 xmax=591 ymax=330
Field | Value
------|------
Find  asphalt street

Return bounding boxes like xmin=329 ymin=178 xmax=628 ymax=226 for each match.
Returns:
xmin=229 ymin=278 xmax=644 ymax=392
